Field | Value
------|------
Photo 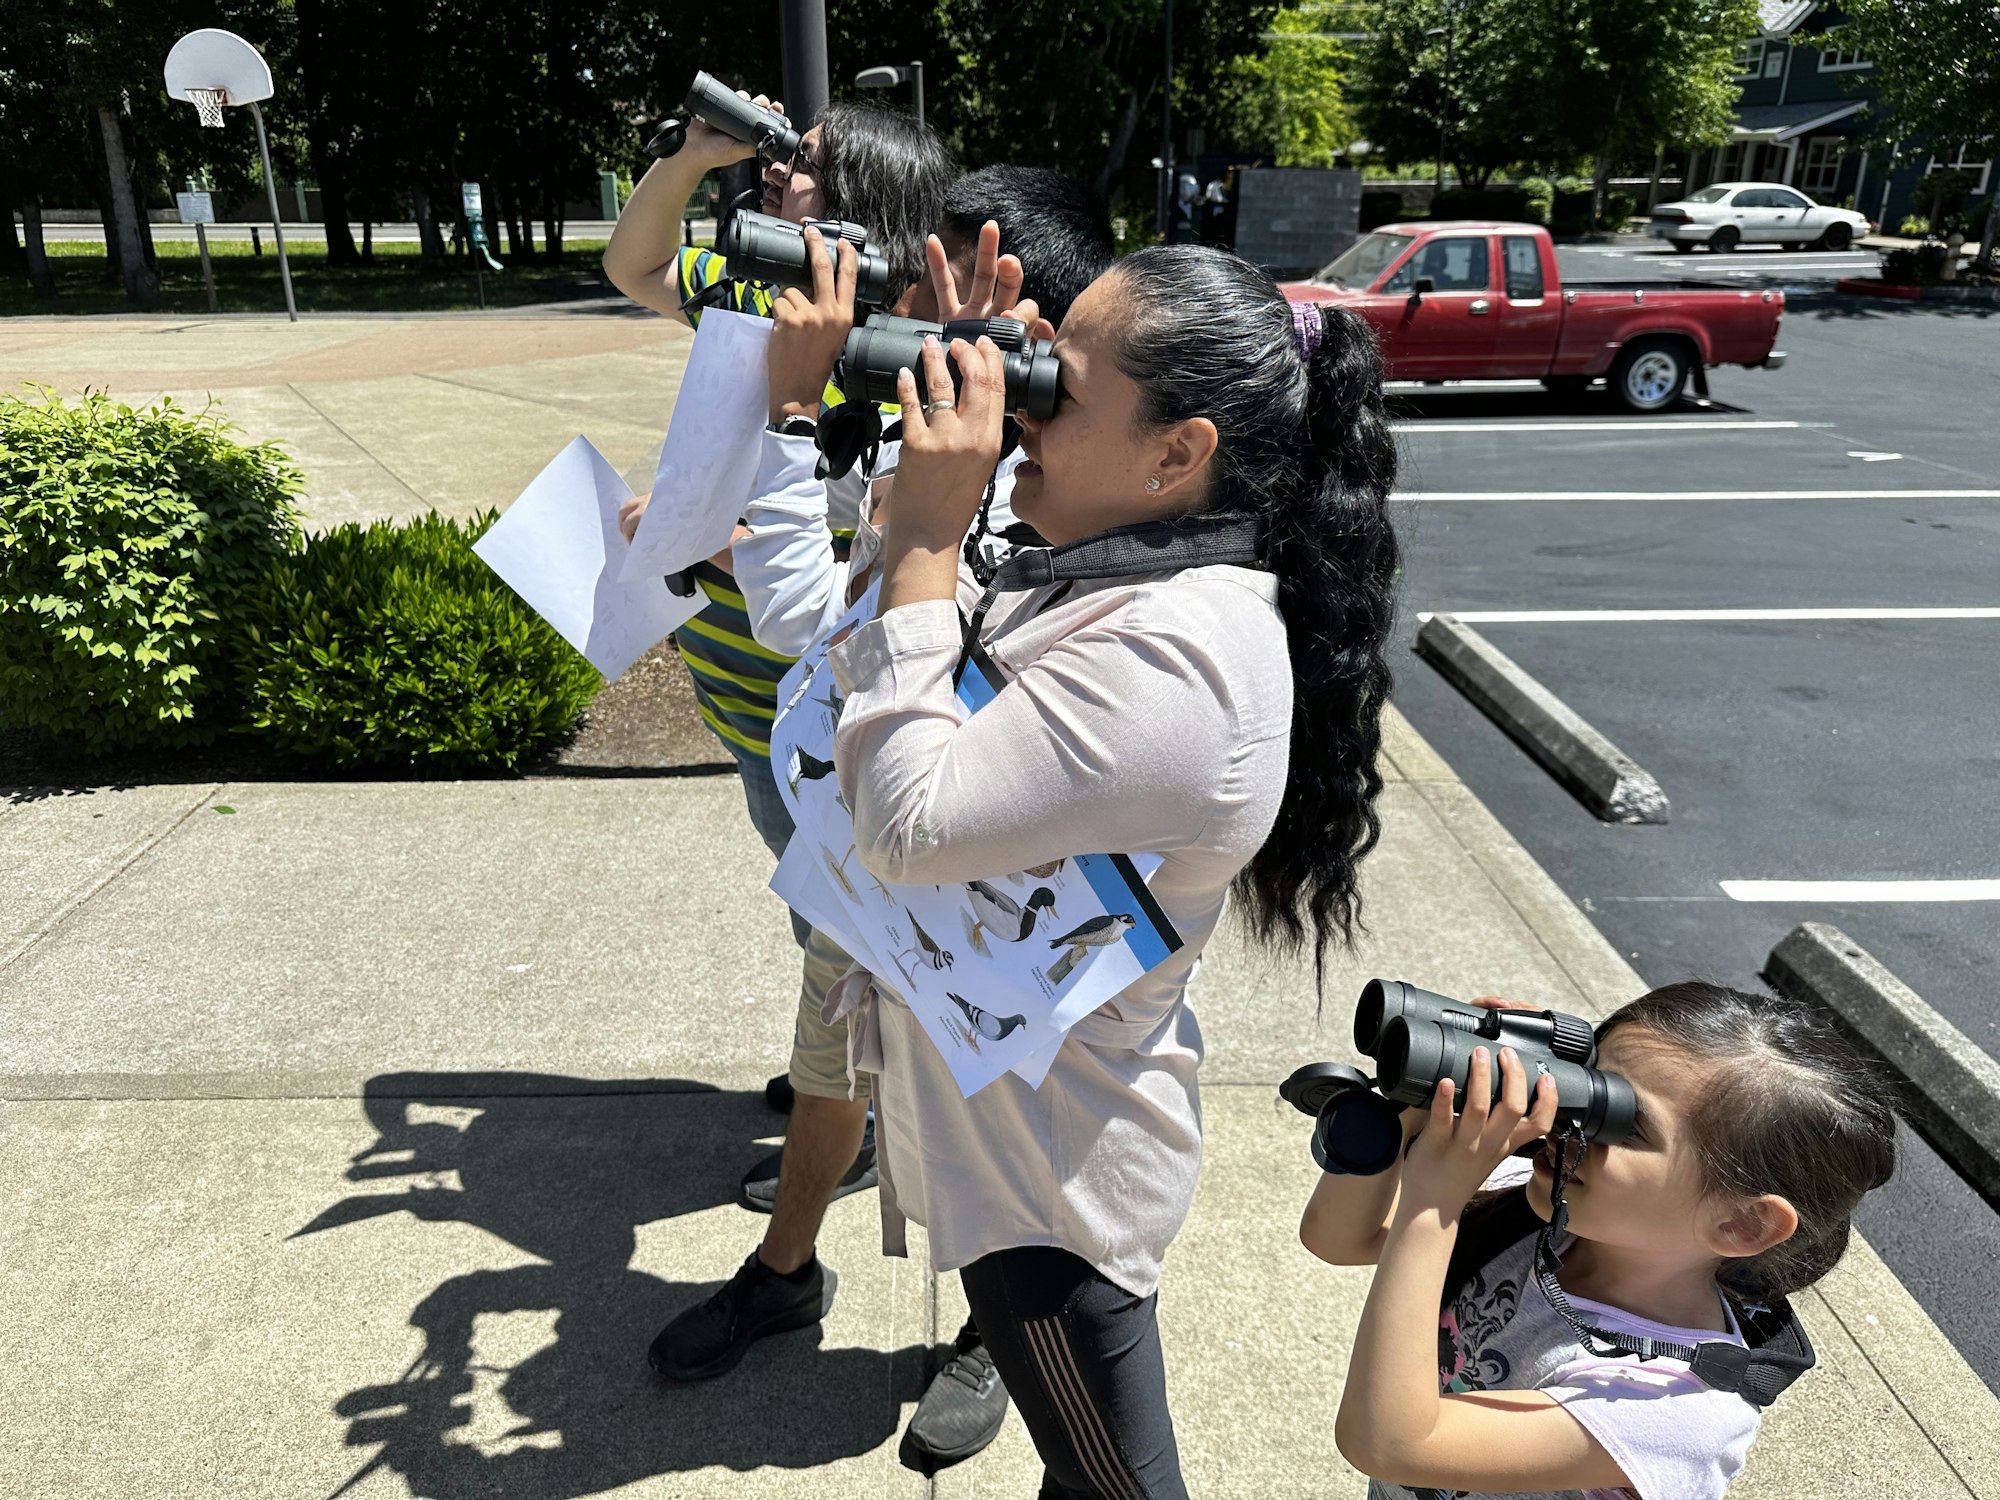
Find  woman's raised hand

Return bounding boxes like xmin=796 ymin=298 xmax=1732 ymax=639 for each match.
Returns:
xmin=686 ymin=91 xmax=779 ymax=169
xmin=891 ymin=334 xmax=1008 ymax=549
xmin=767 ymin=225 xmax=858 ymax=421
xmin=925 ymin=221 xmax=1040 ymax=329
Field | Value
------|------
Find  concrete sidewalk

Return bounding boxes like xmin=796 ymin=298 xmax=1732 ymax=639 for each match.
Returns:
xmin=4 ymin=711 xmax=1996 ymax=1498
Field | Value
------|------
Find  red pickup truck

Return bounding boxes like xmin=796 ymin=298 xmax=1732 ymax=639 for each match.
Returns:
xmin=1280 ymin=222 xmax=1786 ymax=413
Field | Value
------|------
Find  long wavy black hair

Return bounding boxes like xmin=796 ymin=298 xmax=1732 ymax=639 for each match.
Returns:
xmin=1109 ymin=246 xmax=1400 ymax=987
xmin=813 ymin=100 xmax=955 ymax=306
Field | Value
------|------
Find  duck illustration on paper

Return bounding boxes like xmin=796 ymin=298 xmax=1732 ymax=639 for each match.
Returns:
xmin=891 ymin=907 xmax=953 ymax=976
xmin=1046 ymin=913 xmax=1137 ymax=985
xmin=787 ymin=748 xmax=838 ymax=795
xmin=960 ymin=881 xmax=1058 ymax=955
xmin=949 ymin=992 xmax=1027 ymax=1042
xmin=1023 ymin=859 xmax=1066 ymax=880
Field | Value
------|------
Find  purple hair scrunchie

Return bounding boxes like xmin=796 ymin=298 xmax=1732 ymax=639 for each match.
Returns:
xmin=1289 ymin=299 xmax=1325 ymax=362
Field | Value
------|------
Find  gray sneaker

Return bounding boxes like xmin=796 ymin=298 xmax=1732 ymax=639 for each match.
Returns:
xmin=899 ymin=1319 xmax=1009 ymax=1473
xmin=648 ymin=1251 xmax=837 ymax=1382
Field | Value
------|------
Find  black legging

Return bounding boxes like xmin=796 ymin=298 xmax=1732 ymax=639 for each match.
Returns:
xmin=959 ymin=1245 xmax=1187 ymax=1500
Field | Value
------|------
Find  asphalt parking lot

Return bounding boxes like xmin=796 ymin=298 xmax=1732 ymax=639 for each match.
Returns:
xmin=1559 ymin=234 xmax=1882 ymax=287
xmin=1385 ymin=292 xmax=2000 ymax=1393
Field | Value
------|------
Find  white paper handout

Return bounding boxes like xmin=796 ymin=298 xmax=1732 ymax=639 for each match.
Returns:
xmin=767 ymin=584 xmax=1184 ymax=1098
xmin=473 ymin=435 xmax=706 ymax=680
xmin=617 ymin=307 xmax=773 ymax=584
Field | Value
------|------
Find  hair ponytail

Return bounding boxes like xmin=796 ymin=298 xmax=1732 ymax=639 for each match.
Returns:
xmin=1109 ymin=250 xmax=1400 ymax=989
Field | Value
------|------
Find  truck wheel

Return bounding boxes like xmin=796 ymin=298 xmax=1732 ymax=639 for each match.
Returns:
xmin=1708 ymin=225 xmax=1740 ymax=253
xmin=1818 ymin=221 xmax=1853 ymax=251
xmin=1609 ymin=338 xmax=1690 ymax=414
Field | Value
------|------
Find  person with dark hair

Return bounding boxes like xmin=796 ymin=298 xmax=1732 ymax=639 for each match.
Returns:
xmin=810 ymin=244 xmax=1402 ymax=1496
xmin=940 ymin=165 xmax=1115 ymax=329
xmin=1304 ymin=982 xmax=1898 ymax=1499
xmin=597 ymin=94 xmax=956 ymax=1389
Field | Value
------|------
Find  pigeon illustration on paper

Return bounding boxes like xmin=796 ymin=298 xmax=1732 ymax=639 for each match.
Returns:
xmin=787 ymin=747 xmax=838 ymax=795
xmin=1046 ymin=913 xmax=1137 ymax=985
xmin=949 ymin=992 xmax=1027 ymax=1042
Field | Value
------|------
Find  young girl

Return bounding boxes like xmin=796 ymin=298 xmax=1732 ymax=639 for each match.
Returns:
xmin=1304 ymin=982 xmax=1898 ymax=1500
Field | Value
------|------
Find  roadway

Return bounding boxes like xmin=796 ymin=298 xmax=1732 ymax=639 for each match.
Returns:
xmin=1384 ymin=293 xmax=2000 ymax=1393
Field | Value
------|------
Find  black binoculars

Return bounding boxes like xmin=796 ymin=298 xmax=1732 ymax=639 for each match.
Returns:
xmin=1281 ymin=979 xmax=1637 ymax=1175
xmin=714 ymin=211 xmax=894 ymax=308
xmin=842 ymin=313 xmax=1064 ymax=420
xmin=645 ymin=70 xmax=802 ymax=162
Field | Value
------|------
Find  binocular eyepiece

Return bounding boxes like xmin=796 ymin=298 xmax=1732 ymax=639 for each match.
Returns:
xmin=842 ymin=313 xmax=1064 ymax=420
xmin=646 ymin=70 xmax=802 ymax=162
xmin=1281 ymin=979 xmax=1636 ymax=1176
xmin=715 ymin=211 xmax=893 ymax=308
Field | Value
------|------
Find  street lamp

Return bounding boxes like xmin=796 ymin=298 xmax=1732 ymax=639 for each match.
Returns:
xmin=1425 ymin=7 xmax=1458 ymax=198
xmin=855 ymin=63 xmax=924 ymax=125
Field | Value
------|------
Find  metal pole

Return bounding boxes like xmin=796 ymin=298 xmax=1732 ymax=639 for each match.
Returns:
xmin=779 ymin=0 xmax=830 ymax=130
xmin=1436 ymin=13 xmax=1454 ymax=196
xmin=194 ymin=222 xmax=218 ymax=313
xmin=1160 ymin=0 xmax=1175 ymax=238
xmin=248 ymin=102 xmax=297 ymax=322
xmin=911 ymin=62 xmax=925 ymax=127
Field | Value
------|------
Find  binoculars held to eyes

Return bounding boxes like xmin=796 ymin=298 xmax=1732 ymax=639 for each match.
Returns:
xmin=1281 ymin=979 xmax=1637 ymax=1175
xmin=843 ymin=314 xmax=1065 ymax=420
xmin=716 ymin=211 xmax=893 ymax=308
xmin=645 ymin=70 xmax=803 ymax=162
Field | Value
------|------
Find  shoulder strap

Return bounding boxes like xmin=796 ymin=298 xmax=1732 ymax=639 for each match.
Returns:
xmin=1441 ymin=1186 xmax=1545 ymax=1313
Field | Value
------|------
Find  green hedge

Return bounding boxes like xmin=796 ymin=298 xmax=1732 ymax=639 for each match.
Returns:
xmin=0 ymin=389 xmax=304 ymax=753
xmin=239 ymin=508 xmax=601 ymax=774
xmin=1429 ymin=186 xmax=1536 ymax=222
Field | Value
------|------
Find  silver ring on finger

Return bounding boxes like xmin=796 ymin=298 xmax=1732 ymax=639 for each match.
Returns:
xmin=924 ymin=398 xmax=954 ymax=415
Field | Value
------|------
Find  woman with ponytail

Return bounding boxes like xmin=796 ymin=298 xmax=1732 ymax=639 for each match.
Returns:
xmin=822 ymin=245 xmax=1399 ymax=1497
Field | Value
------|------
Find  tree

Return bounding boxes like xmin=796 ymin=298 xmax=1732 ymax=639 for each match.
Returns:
xmin=1204 ymin=5 xmax=1359 ymax=167
xmin=1832 ymin=0 xmax=2000 ymax=265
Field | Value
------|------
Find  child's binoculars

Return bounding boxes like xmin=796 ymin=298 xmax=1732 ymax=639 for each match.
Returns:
xmin=646 ymin=70 xmax=803 ymax=162
xmin=1281 ymin=979 xmax=1636 ymax=1175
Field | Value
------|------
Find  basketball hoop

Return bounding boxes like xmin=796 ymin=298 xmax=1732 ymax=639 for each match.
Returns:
xmin=188 ymin=87 xmax=228 ymax=127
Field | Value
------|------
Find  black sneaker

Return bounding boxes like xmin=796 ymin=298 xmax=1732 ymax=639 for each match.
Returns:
xmin=899 ymin=1320 xmax=1009 ymax=1474
xmin=739 ymin=1121 xmax=877 ymax=1213
xmin=647 ymin=1251 xmax=838 ymax=1382
xmin=765 ymin=1073 xmax=795 ymax=1114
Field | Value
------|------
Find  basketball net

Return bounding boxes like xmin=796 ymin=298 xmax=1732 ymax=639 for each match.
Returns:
xmin=189 ymin=87 xmax=228 ymax=128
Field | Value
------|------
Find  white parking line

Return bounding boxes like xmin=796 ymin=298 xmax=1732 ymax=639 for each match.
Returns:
xmin=1417 ymin=608 xmax=2000 ymax=623
xmin=1399 ymin=420 xmax=1804 ymax=433
xmin=1721 ymin=880 xmax=2000 ymax=902
xmin=1402 ymin=489 xmax=2000 ymax=501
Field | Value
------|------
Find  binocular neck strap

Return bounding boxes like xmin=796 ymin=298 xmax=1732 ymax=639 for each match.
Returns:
xmin=1532 ymin=1132 xmax=1807 ymax=1408
xmin=954 ymin=510 xmax=1269 ymax=683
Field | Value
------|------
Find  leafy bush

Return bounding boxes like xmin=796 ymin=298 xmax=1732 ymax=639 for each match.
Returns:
xmin=1360 ymin=190 xmax=1408 ymax=230
xmin=1548 ymin=179 xmax=1596 ymax=236
xmin=0 ymin=389 xmax=304 ymax=753
xmin=1519 ymin=177 xmax=1556 ymax=224
xmin=1898 ymin=215 xmax=1931 ymax=238
xmin=1430 ymin=186 xmax=1535 ymax=221
xmin=1598 ymin=191 xmax=1637 ymax=233
xmin=239 ymin=509 xmax=601 ymax=774
xmin=1880 ymin=247 xmax=1921 ymax=283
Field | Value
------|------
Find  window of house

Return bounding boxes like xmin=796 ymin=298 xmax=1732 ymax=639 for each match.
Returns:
xmin=1929 ymin=146 xmax=1994 ymax=195
xmin=1383 ymin=237 xmax=1490 ymax=293
xmin=1764 ymin=49 xmax=1785 ymax=77
xmin=1801 ymin=138 xmax=1844 ymax=195
xmin=1819 ymin=32 xmax=1869 ymax=70
xmin=1502 ymin=237 xmax=1543 ymax=300
xmin=1715 ymin=144 xmax=1747 ymax=182
xmin=1732 ymin=39 xmax=1764 ymax=78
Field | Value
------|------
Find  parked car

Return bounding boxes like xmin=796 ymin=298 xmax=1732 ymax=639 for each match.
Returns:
xmin=1646 ymin=182 xmax=1873 ymax=253
xmin=1283 ymin=221 xmax=1786 ymax=413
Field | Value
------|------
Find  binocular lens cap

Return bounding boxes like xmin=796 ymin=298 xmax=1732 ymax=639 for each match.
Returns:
xmin=1315 ymin=1091 xmax=1405 ymax=1176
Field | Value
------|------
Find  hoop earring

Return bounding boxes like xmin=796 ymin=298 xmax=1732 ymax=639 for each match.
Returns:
xmin=1144 ymin=475 xmax=1162 ymax=493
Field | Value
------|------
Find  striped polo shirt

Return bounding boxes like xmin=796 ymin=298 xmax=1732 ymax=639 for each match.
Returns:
xmin=673 ymin=244 xmax=849 ymax=761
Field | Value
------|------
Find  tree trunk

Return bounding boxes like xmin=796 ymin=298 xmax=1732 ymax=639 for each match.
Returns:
xmin=21 ymin=199 xmax=52 ymax=297
xmin=1645 ymin=146 xmax=1665 ymax=211
xmin=1097 ymin=82 xmax=1156 ymax=204
xmin=361 ymin=217 xmax=373 ymax=264
xmin=96 ymin=104 xmax=159 ymax=310
xmin=542 ymin=181 xmax=562 ymax=262
xmin=1979 ymin=202 xmax=1998 ymax=270
xmin=411 ymin=184 xmax=446 ymax=270
xmin=1591 ymin=152 xmax=1612 ymax=227
xmin=315 ymin=155 xmax=360 ymax=264
xmin=0 ymin=208 xmax=21 ymax=275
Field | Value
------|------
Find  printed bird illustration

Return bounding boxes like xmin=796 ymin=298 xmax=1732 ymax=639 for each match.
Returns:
xmin=815 ymin=687 xmax=846 ymax=725
xmin=787 ymin=747 xmax=838 ymax=795
xmin=1046 ymin=912 xmax=1137 ymax=985
xmin=1023 ymin=859 xmax=1066 ymax=880
xmin=965 ymin=881 xmax=1058 ymax=948
xmin=948 ymin=992 xmax=1027 ymax=1042
xmin=891 ymin=907 xmax=953 ymax=975
xmin=820 ymin=843 xmax=859 ymax=902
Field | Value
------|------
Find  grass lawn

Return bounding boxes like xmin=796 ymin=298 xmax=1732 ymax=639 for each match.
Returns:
xmin=3 ymin=236 xmax=620 ymax=316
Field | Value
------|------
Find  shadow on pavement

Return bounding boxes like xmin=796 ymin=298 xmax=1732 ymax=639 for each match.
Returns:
xmin=1788 ymin=294 xmax=1999 ymax=322
xmin=299 ymin=1073 xmax=922 ymax=1498
xmin=1386 ymin=388 xmax=1750 ymax=422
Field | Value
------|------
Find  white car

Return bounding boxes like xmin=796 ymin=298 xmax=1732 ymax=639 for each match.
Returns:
xmin=1648 ymin=182 xmax=1873 ymax=253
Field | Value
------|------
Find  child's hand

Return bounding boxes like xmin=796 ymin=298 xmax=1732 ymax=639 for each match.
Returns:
xmin=924 ymin=221 xmax=1038 ymax=328
xmin=619 ymin=492 xmax=650 ymax=544
xmin=1397 ymin=1045 xmax=1558 ymax=1219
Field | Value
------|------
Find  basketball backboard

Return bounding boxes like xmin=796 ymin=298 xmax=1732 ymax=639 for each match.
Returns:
xmin=163 ymin=29 xmax=274 ymax=108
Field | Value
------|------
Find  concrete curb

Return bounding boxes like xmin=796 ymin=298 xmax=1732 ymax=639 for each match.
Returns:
xmin=1765 ymin=921 xmax=2000 ymax=1204
xmin=1834 ymin=277 xmax=2000 ymax=305
xmin=1414 ymin=614 xmax=1670 ymax=824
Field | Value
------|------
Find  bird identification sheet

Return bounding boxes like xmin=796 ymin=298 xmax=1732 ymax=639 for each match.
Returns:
xmin=768 ymin=582 xmax=1183 ymax=1098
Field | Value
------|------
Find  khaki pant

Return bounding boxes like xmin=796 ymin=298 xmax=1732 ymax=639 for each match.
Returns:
xmin=789 ymin=923 xmax=870 ymax=1101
